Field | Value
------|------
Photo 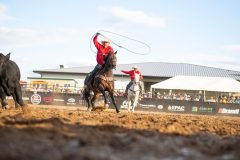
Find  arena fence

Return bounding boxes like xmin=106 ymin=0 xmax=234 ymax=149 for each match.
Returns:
xmin=19 ymin=91 xmax=240 ymax=117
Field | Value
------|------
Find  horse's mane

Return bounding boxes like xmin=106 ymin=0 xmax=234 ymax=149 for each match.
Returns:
xmin=102 ymin=52 xmax=114 ymax=69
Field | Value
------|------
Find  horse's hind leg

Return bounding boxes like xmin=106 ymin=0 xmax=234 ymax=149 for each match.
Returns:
xmin=109 ymin=91 xmax=120 ymax=113
xmin=85 ymin=97 xmax=91 ymax=111
xmin=83 ymin=88 xmax=91 ymax=110
xmin=98 ymin=85 xmax=109 ymax=107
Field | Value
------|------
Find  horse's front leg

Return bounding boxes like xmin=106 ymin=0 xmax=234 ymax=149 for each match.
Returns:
xmin=91 ymin=93 xmax=97 ymax=109
xmin=127 ymin=91 xmax=131 ymax=112
xmin=109 ymin=91 xmax=120 ymax=113
xmin=98 ymin=85 xmax=109 ymax=108
xmin=127 ymin=98 xmax=131 ymax=112
xmin=127 ymin=91 xmax=132 ymax=112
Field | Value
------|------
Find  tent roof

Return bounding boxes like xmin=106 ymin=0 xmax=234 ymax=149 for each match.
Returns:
xmin=151 ymin=76 xmax=240 ymax=92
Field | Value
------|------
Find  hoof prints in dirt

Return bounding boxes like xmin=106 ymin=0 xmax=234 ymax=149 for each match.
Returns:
xmin=0 ymin=107 xmax=239 ymax=160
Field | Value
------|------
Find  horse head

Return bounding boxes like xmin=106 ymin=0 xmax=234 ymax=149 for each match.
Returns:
xmin=104 ymin=51 xmax=117 ymax=69
xmin=133 ymin=74 xmax=140 ymax=84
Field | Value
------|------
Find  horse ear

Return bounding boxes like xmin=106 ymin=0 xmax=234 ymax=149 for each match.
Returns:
xmin=5 ymin=53 xmax=11 ymax=61
xmin=114 ymin=51 xmax=117 ymax=55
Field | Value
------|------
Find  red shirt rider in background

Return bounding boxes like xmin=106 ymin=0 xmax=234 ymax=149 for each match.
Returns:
xmin=87 ymin=32 xmax=114 ymax=84
xmin=121 ymin=65 xmax=143 ymax=96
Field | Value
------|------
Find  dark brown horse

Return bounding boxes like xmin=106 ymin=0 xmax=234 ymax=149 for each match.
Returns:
xmin=83 ymin=51 xmax=120 ymax=113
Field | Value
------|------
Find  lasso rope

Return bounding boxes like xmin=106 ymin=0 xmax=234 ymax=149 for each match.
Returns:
xmin=90 ymin=30 xmax=151 ymax=55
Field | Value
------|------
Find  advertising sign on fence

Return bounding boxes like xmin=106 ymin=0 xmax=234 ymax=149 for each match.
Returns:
xmin=24 ymin=91 xmax=240 ymax=116
xmin=218 ymin=108 xmax=240 ymax=115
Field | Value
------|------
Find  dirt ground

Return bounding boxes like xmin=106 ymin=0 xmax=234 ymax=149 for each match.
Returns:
xmin=0 ymin=104 xmax=239 ymax=160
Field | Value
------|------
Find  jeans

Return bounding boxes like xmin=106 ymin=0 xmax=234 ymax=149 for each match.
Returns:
xmin=88 ymin=64 xmax=102 ymax=83
xmin=125 ymin=81 xmax=133 ymax=96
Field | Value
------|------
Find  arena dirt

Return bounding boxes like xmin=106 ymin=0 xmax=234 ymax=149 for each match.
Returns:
xmin=0 ymin=104 xmax=239 ymax=160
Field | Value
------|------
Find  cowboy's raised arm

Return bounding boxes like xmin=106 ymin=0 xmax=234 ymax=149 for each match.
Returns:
xmin=93 ymin=33 xmax=101 ymax=50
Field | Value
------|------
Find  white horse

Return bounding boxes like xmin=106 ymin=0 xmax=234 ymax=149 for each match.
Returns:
xmin=127 ymin=75 xmax=140 ymax=112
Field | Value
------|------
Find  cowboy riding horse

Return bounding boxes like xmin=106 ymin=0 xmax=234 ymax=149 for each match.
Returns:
xmin=83 ymin=51 xmax=120 ymax=113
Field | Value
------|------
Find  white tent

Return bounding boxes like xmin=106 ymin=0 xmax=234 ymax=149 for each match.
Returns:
xmin=151 ymin=76 xmax=240 ymax=93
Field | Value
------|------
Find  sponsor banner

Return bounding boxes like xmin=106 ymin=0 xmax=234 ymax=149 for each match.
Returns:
xmin=218 ymin=108 xmax=240 ymax=115
xmin=198 ymin=107 xmax=214 ymax=113
xmin=53 ymin=99 xmax=64 ymax=102
xmin=29 ymin=92 xmax=54 ymax=105
xmin=168 ymin=105 xmax=185 ymax=112
xmin=120 ymin=100 xmax=158 ymax=110
xmin=191 ymin=106 xmax=214 ymax=113
xmin=120 ymin=100 xmax=128 ymax=109
xmin=192 ymin=106 xmax=198 ymax=112
xmin=64 ymin=96 xmax=79 ymax=105
xmin=30 ymin=93 xmax=42 ymax=105
xmin=138 ymin=103 xmax=156 ymax=108
xmin=43 ymin=96 xmax=53 ymax=104
xmin=157 ymin=105 xmax=164 ymax=110
xmin=23 ymin=91 xmax=240 ymax=117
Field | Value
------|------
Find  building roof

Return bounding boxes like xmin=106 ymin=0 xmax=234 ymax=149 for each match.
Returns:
xmin=33 ymin=62 xmax=240 ymax=80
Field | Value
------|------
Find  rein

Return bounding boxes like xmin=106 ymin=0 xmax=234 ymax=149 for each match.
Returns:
xmin=129 ymin=88 xmax=140 ymax=94
xmin=129 ymin=82 xmax=140 ymax=94
xmin=96 ymin=54 xmax=115 ymax=82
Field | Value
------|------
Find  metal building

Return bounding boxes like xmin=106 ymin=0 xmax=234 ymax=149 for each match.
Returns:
xmin=30 ymin=62 xmax=240 ymax=91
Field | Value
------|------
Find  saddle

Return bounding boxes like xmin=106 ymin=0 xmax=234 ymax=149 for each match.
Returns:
xmin=129 ymin=83 xmax=142 ymax=95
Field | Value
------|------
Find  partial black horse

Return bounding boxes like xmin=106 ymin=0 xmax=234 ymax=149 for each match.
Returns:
xmin=0 ymin=53 xmax=26 ymax=109
xmin=83 ymin=51 xmax=120 ymax=113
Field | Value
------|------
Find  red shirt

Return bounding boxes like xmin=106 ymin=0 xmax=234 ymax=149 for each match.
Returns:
xmin=93 ymin=35 xmax=114 ymax=65
xmin=121 ymin=70 xmax=143 ymax=81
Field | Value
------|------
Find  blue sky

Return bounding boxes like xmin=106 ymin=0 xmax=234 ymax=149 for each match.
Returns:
xmin=0 ymin=0 xmax=240 ymax=80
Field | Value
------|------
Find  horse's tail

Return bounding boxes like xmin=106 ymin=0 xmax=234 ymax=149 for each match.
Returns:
xmin=84 ymin=74 xmax=90 ymax=85
xmin=82 ymin=86 xmax=88 ymax=100
xmin=82 ymin=85 xmax=91 ymax=107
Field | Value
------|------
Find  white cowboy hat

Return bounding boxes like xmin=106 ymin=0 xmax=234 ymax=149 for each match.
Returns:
xmin=132 ymin=65 xmax=138 ymax=69
xmin=101 ymin=38 xmax=110 ymax=43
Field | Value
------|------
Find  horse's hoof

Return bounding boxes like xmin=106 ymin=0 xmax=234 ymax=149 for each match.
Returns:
xmin=15 ymin=105 xmax=21 ymax=110
xmin=116 ymin=110 xmax=120 ymax=113
xmin=105 ymin=104 xmax=109 ymax=109
xmin=22 ymin=105 xmax=30 ymax=114
xmin=3 ymin=105 xmax=10 ymax=109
